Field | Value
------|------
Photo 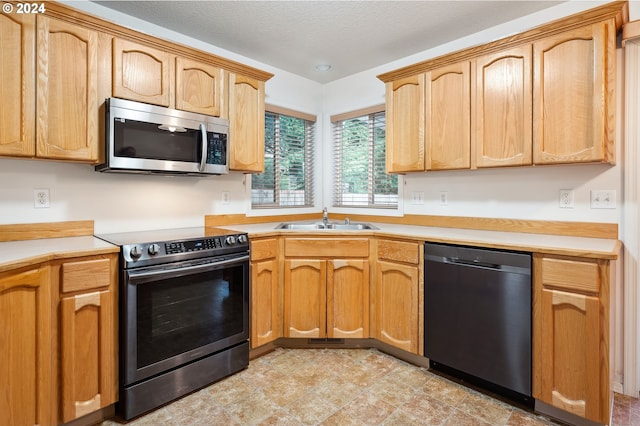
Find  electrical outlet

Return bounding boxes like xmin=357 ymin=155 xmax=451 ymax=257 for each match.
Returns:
xmin=559 ymin=189 xmax=574 ymax=208
xmin=590 ymin=190 xmax=616 ymax=209
xmin=411 ymin=191 xmax=424 ymax=205
xmin=439 ymin=191 xmax=448 ymax=206
xmin=34 ymin=188 xmax=50 ymax=208
xmin=221 ymin=191 xmax=230 ymax=204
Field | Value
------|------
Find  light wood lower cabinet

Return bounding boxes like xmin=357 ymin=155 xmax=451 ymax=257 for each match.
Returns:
xmin=0 ymin=265 xmax=53 ymax=426
xmin=0 ymin=253 xmax=118 ymax=426
xmin=283 ymin=238 xmax=369 ymax=339
xmin=533 ymin=254 xmax=614 ymax=424
xmin=57 ymin=256 xmax=118 ymax=423
xmin=250 ymin=238 xmax=282 ymax=348
xmin=373 ymin=239 xmax=423 ymax=355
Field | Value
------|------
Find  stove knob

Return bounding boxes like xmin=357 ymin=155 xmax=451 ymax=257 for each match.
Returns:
xmin=237 ymin=235 xmax=248 ymax=244
xmin=225 ymin=235 xmax=237 ymax=246
xmin=148 ymin=244 xmax=160 ymax=256
xmin=129 ymin=245 xmax=142 ymax=260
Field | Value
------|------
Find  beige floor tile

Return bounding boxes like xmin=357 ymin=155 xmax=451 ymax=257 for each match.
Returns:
xmin=104 ymin=348 xmax=637 ymax=426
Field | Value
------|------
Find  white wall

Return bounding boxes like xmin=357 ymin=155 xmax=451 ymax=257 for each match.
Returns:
xmin=0 ymin=0 xmax=626 ymax=233
xmin=324 ymin=0 xmax=622 ymax=225
xmin=0 ymin=1 xmax=323 ymax=233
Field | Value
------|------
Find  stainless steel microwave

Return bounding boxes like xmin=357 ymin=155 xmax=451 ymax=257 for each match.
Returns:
xmin=96 ymin=98 xmax=229 ymax=176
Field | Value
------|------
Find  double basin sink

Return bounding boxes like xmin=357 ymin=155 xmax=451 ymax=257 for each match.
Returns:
xmin=275 ymin=222 xmax=378 ymax=231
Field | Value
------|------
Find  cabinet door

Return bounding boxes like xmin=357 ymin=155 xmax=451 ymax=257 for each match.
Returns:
xmin=60 ymin=289 xmax=116 ymax=422
xmin=0 ymin=13 xmax=35 ymax=157
xmin=327 ymin=259 xmax=369 ymax=338
xmin=228 ymin=73 xmax=265 ymax=172
xmin=284 ymin=259 xmax=326 ymax=338
xmin=251 ymin=257 xmax=281 ymax=348
xmin=375 ymin=260 xmax=419 ymax=353
xmin=0 ymin=266 xmax=53 ymax=426
xmin=425 ymin=62 xmax=471 ymax=170
xmin=113 ymin=38 xmax=172 ymax=107
xmin=36 ymin=16 xmax=99 ymax=161
xmin=385 ymin=75 xmax=425 ymax=172
xmin=533 ymin=21 xmax=614 ymax=164
xmin=534 ymin=288 xmax=602 ymax=422
xmin=474 ymin=45 xmax=532 ymax=167
xmin=176 ymin=57 xmax=224 ymax=116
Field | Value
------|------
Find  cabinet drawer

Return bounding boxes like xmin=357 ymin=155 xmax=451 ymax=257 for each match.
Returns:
xmin=62 ymin=258 xmax=111 ymax=293
xmin=540 ymin=257 xmax=600 ymax=293
xmin=377 ymin=239 xmax=420 ymax=264
xmin=284 ymin=238 xmax=369 ymax=258
xmin=251 ymin=238 xmax=278 ymax=261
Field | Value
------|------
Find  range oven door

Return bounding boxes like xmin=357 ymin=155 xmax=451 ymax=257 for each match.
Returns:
xmin=121 ymin=254 xmax=249 ymax=386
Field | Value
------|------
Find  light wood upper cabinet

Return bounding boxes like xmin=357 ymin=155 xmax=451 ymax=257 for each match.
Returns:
xmin=113 ymin=38 xmax=172 ymax=107
xmin=0 ymin=265 xmax=53 ymax=426
xmin=425 ymin=62 xmax=471 ymax=170
xmin=59 ymin=256 xmax=117 ymax=423
xmin=228 ymin=73 xmax=265 ymax=172
xmin=473 ymin=45 xmax=532 ymax=167
xmin=385 ymin=75 xmax=425 ymax=173
xmin=37 ymin=16 xmax=100 ymax=161
xmin=533 ymin=21 xmax=615 ymax=165
xmin=0 ymin=13 xmax=35 ymax=157
xmin=533 ymin=254 xmax=613 ymax=424
xmin=176 ymin=57 xmax=225 ymax=116
xmin=250 ymin=238 xmax=282 ymax=348
xmin=379 ymin=4 xmax=623 ymax=172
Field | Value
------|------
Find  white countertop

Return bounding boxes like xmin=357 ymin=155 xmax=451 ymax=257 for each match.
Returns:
xmin=0 ymin=236 xmax=119 ymax=273
xmin=216 ymin=221 xmax=620 ymax=259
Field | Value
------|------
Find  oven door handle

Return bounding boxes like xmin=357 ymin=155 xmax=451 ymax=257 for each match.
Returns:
xmin=127 ymin=254 xmax=249 ymax=284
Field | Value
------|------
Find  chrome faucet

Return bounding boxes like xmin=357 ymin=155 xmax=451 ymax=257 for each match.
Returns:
xmin=322 ymin=207 xmax=329 ymax=226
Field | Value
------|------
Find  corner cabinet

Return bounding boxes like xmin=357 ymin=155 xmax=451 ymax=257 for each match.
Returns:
xmin=533 ymin=20 xmax=616 ymax=165
xmin=533 ymin=254 xmax=614 ymax=424
xmin=250 ymin=237 xmax=282 ymax=348
xmin=57 ymin=255 xmax=118 ymax=423
xmin=283 ymin=237 xmax=370 ymax=339
xmin=0 ymin=265 xmax=53 ymax=426
xmin=228 ymin=73 xmax=266 ymax=172
xmin=385 ymin=75 xmax=425 ymax=172
xmin=379 ymin=3 xmax=624 ymax=173
xmin=373 ymin=239 xmax=423 ymax=355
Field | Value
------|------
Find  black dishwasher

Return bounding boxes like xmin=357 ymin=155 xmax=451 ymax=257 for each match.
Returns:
xmin=424 ymin=242 xmax=532 ymax=403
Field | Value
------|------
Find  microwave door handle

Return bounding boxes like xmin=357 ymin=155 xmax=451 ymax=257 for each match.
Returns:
xmin=198 ymin=123 xmax=207 ymax=172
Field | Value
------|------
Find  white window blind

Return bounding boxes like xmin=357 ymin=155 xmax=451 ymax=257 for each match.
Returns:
xmin=251 ymin=107 xmax=315 ymax=208
xmin=332 ymin=107 xmax=398 ymax=208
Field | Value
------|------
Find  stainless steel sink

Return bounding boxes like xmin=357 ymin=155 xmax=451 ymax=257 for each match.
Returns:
xmin=275 ymin=222 xmax=378 ymax=230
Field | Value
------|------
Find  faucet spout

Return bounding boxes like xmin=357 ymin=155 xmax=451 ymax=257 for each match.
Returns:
xmin=322 ymin=207 xmax=328 ymax=226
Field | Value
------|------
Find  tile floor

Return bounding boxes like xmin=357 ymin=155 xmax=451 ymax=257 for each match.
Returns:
xmin=102 ymin=348 xmax=639 ymax=426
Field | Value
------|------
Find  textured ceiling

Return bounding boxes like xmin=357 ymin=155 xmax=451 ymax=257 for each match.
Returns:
xmin=93 ymin=1 xmax=565 ymax=83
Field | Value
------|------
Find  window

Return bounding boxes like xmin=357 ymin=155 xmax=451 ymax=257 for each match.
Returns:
xmin=332 ymin=106 xmax=398 ymax=208
xmin=251 ymin=106 xmax=315 ymax=208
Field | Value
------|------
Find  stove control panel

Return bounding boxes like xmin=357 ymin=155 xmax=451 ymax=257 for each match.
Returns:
xmin=122 ymin=233 xmax=250 ymax=266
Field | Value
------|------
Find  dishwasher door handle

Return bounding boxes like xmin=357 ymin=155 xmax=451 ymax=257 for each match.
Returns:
xmin=445 ymin=257 xmax=501 ymax=269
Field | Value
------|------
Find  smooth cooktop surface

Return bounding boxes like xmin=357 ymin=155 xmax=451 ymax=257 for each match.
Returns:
xmin=96 ymin=227 xmax=242 ymax=246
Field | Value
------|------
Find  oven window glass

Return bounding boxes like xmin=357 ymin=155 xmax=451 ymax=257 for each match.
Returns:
xmin=135 ymin=264 xmax=246 ymax=369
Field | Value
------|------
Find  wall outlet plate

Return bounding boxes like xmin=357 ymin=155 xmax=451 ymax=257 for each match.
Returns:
xmin=590 ymin=190 xmax=616 ymax=209
xmin=34 ymin=188 xmax=50 ymax=208
xmin=439 ymin=191 xmax=448 ymax=206
xmin=559 ymin=189 xmax=574 ymax=208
